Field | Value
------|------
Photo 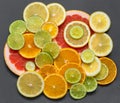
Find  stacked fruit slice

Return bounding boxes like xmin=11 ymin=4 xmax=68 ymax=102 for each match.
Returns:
xmin=4 ymin=1 xmax=117 ymax=100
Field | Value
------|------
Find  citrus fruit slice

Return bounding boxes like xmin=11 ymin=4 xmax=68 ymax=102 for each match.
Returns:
xmin=9 ymin=20 xmax=26 ymax=35
xmin=19 ymin=33 xmax=41 ymax=59
xmin=54 ymin=10 xmax=90 ymax=53
xmin=65 ymin=68 xmax=81 ymax=84
xmin=26 ymin=15 xmax=44 ymax=33
xmin=64 ymin=21 xmax=91 ymax=48
xmin=35 ymin=52 xmax=53 ymax=68
xmin=89 ymin=33 xmax=113 ymax=57
xmin=89 ymin=11 xmax=111 ymax=33
xmin=43 ymin=73 xmax=67 ymax=99
xmin=23 ymin=2 xmax=49 ymax=22
xmin=97 ymin=57 xmax=117 ymax=85
xmin=59 ymin=62 xmax=86 ymax=89
xmin=34 ymin=30 xmax=52 ymax=49
xmin=41 ymin=22 xmax=58 ymax=39
xmin=95 ymin=63 xmax=109 ymax=81
xmin=7 ymin=34 xmax=25 ymax=50
xmin=54 ymin=48 xmax=81 ymax=69
xmin=17 ymin=71 xmax=44 ymax=98
xmin=83 ymin=77 xmax=97 ymax=92
xmin=47 ymin=3 xmax=66 ymax=26
xmin=38 ymin=64 xmax=57 ymax=78
xmin=81 ymin=49 xmax=95 ymax=63
xmin=82 ymin=57 xmax=101 ymax=76
xmin=70 ymin=83 xmax=87 ymax=99
xmin=25 ymin=61 xmax=35 ymax=71
xmin=42 ymin=42 xmax=60 ymax=59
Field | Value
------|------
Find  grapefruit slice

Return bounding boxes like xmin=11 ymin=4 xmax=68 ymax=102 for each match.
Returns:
xmin=54 ymin=10 xmax=91 ymax=53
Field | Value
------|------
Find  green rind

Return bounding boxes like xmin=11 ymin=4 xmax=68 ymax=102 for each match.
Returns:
xmin=70 ymin=83 xmax=87 ymax=99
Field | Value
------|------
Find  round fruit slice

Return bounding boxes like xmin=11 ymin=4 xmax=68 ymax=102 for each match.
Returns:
xmin=38 ymin=64 xmax=57 ymax=78
xmin=25 ymin=61 xmax=35 ymax=71
xmin=43 ymin=73 xmax=68 ymax=99
xmin=89 ymin=33 xmax=113 ymax=57
xmin=95 ymin=63 xmax=109 ymax=81
xmin=82 ymin=57 xmax=101 ymax=76
xmin=81 ymin=49 xmax=95 ymax=63
xmin=23 ymin=2 xmax=49 ymax=22
xmin=59 ymin=62 xmax=86 ymax=89
xmin=70 ymin=83 xmax=87 ymax=99
xmin=98 ymin=57 xmax=117 ymax=85
xmin=34 ymin=30 xmax=52 ymax=49
xmin=83 ymin=77 xmax=97 ymax=92
xmin=7 ymin=34 xmax=25 ymax=50
xmin=26 ymin=15 xmax=44 ymax=33
xmin=54 ymin=10 xmax=90 ymax=53
xmin=41 ymin=22 xmax=58 ymax=39
xmin=54 ymin=48 xmax=81 ymax=69
xmin=65 ymin=68 xmax=81 ymax=84
xmin=42 ymin=42 xmax=60 ymax=59
xmin=9 ymin=20 xmax=26 ymax=35
xmin=35 ymin=52 xmax=53 ymax=68
xmin=17 ymin=71 xmax=44 ymax=98
xmin=47 ymin=3 xmax=66 ymax=26
xmin=64 ymin=21 xmax=91 ymax=48
xmin=19 ymin=33 xmax=41 ymax=59
xmin=89 ymin=11 xmax=111 ymax=33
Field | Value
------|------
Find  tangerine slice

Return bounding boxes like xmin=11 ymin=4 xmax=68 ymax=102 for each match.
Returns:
xmin=97 ymin=57 xmax=117 ymax=85
xmin=59 ymin=62 xmax=86 ymax=89
xmin=38 ymin=64 xmax=57 ymax=78
xmin=54 ymin=48 xmax=81 ymax=70
xmin=43 ymin=73 xmax=68 ymax=99
xmin=41 ymin=22 xmax=58 ymax=39
xmin=19 ymin=33 xmax=41 ymax=59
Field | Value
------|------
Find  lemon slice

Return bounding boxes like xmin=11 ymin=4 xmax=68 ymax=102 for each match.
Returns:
xmin=82 ymin=57 xmax=101 ymax=76
xmin=17 ymin=71 xmax=44 ymax=98
xmin=89 ymin=11 xmax=111 ymax=33
xmin=23 ymin=2 xmax=49 ymax=22
xmin=64 ymin=21 xmax=91 ymax=48
xmin=47 ymin=3 xmax=66 ymax=26
xmin=89 ymin=33 xmax=113 ymax=57
xmin=25 ymin=61 xmax=35 ymax=71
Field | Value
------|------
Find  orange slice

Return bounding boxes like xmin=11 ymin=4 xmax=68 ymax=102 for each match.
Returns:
xmin=19 ymin=33 xmax=41 ymax=59
xmin=38 ymin=64 xmax=57 ymax=78
xmin=54 ymin=48 xmax=81 ymax=70
xmin=59 ymin=62 xmax=86 ymax=89
xmin=43 ymin=73 xmax=68 ymax=99
xmin=97 ymin=57 xmax=117 ymax=85
xmin=41 ymin=22 xmax=58 ymax=39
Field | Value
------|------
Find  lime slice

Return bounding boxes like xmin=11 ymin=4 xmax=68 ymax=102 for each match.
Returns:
xmin=9 ymin=20 xmax=26 ymax=35
xmin=23 ymin=2 xmax=49 ymax=22
xmin=42 ymin=42 xmax=60 ymax=59
xmin=7 ymin=34 xmax=25 ymax=50
xmin=65 ymin=68 xmax=81 ymax=84
xmin=83 ymin=77 xmax=97 ymax=92
xmin=17 ymin=71 xmax=44 ymax=98
xmin=70 ymin=26 xmax=84 ymax=39
xmin=89 ymin=11 xmax=111 ymax=33
xmin=70 ymin=83 xmax=87 ymax=99
xmin=34 ymin=30 xmax=52 ymax=49
xmin=95 ymin=63 xmax=109 ymax=80
xmin=25 ymin=61 xmax=35 ymax=71
xmin=35 ymin=52 xmax=53 ymax=68
xmin=81 ymin=49 xmax=95 ymax=63
xmin=26 ymin=15 xmax=44 ymax=33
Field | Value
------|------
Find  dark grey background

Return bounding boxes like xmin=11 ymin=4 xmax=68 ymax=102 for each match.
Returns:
xmin=0 ymin=0 xmax=120 ymax=103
